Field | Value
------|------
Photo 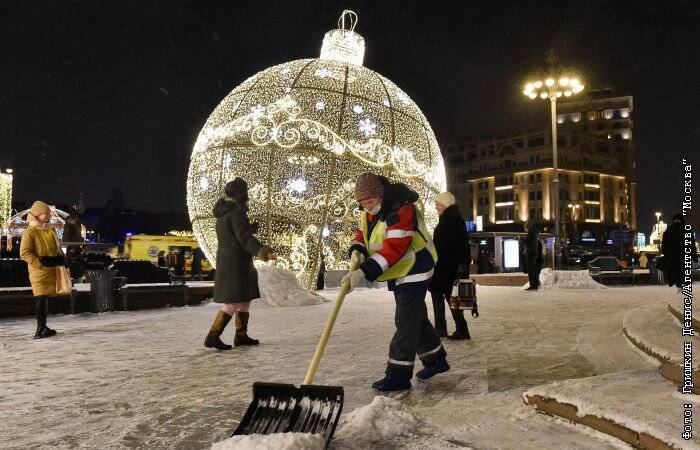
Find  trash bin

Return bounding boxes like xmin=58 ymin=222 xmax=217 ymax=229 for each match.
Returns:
xmin=87 ymin=269 xmax=118 ymax=312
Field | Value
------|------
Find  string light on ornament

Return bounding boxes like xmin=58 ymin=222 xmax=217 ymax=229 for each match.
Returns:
xmin=186 ymin=9 xmax=446 ymax=290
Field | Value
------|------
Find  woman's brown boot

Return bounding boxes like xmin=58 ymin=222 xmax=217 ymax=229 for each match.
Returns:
xmin=204 ymin=310 xmax=233 ymax=350
xmin=234 ymin=312 xmax=259 ymax=346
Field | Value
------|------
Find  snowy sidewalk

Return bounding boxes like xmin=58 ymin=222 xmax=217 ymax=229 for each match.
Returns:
xmin=0 ymin=285 xmax=678 ymax=449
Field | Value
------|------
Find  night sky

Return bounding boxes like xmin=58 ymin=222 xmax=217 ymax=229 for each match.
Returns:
xmin=1 ymin=1 xmax=698 ymax=234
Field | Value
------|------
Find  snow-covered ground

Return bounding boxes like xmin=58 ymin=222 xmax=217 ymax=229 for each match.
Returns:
xmin=0 ymin=284 xmax=685 ymax=449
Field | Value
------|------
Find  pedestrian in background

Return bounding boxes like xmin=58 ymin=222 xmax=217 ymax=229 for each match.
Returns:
xmin=524 ymin=224 xmax=543 ymax=290
xmin=204 ymin=178 xmax=276 ymax=350
xmin=428 ymin=191 xmax=472 ymax=340
xmin=20 ymin=201 xmax=64 ymax=339
xmin=662 ymin=213 xmax=698 ymax=292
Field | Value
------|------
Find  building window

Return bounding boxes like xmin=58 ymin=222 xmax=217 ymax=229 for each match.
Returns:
xmin=536 ymin=208 xmax=543 ymax=219
xmin=603 ymin=109 xmax=613 ymax=119
xmin=584 ymin=190 xmax=598 ymax=201
xmin=587 ymin=111 xmax=597 ymax=121
xmin=536 ymin=191 xmax=542 ymax=200
xmin=620 ymin=108 xmax=630 ymax=118
xmin=572 ymin=112 xmax=581 ymax=122
xmin=536 ymin=173 xmax=542 ymax=182
xmin=585 ymin=205 xmax=600 ymax=219
xmin=529 ymin=191 xmax=535 ymax=201
xmin=529 ymin=208 xmax=535 ymax=218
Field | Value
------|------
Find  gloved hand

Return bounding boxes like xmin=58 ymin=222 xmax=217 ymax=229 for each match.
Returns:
xmin=341 ymin=269 xmax=366 ymax=292
xmin=350 ymin=250 xmax=365 ymax=268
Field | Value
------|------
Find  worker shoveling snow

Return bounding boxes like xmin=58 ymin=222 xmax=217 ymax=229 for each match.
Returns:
xmin=525 ymin=268 xmax=607 ymax=290
xmin=257 ymin=265 xmax=326 ymax=306
xmin=212 ymin=396 xmax=420 ymax=450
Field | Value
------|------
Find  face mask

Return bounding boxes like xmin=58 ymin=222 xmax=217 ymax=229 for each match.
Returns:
xmin=368 ymin=203 xmax=381 ymax=216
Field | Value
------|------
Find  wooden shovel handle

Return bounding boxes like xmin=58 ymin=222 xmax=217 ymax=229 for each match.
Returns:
xmin=303 ymin=252 xmax=362 ymax=385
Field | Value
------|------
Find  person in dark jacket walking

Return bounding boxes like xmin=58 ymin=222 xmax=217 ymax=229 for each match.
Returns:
xmin=204 ymin=178 xmax=275 ymax=350
xmin=662 ymin=214 xmax=698 ymax=291
xmin=428 ymin=192 xmax=472 ymax=340
xmin=343 ymin=173 xmax=448 ymax=391
xmin=524 ymin=224 xmax=543 ymax=290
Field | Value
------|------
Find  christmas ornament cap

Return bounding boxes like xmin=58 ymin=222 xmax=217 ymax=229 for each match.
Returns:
xmin=320 ymin=10 xmax=365 ymax=66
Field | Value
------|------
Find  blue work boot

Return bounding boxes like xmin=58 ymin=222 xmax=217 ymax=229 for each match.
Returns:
xmin=371 ymin=375 xmax=412 ymax=391
xmin=416 ymin=358 xmax=451 ymax=380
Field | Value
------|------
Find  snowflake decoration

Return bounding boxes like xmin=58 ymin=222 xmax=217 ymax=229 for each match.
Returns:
xmin=315 ymin=101 xmax=326 ymax=111
xmin=383 ymin=98 xmax=391 ymax=107
xmin=358 ymin=118 xmax=377 ymax=137
xmin=314 ymin=68 xmax=333 ymax=78
xmin=285 ymin=86 xmax=292 ymax=93
xmin=199 ymin=177 xmax=209 ymax=191
xmin=232 ymin=100 xmax=242 ymax=111
xmin=280 ymin=67 xmax=291 ymax=75
xmin=352 ymin=104 xmax=364 ymax=114
xmin=223 ymin=154 xmax=233 ymax=167
xmin=250 ymin=104 xmax=265 ymax=119
xmin=286 ymin=177 xmax=308 ymax=194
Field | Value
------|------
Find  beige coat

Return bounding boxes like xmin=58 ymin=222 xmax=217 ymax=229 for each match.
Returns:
xmin=20 ymin=224 xmax=60 ymax=297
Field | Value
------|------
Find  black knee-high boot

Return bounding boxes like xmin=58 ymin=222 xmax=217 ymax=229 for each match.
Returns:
xmin=42 ymin=299 xmax=56 ymax=337
xmin=34 ymin=297 xmax=46 ymax=339
xmin=447 ymin=308 xmax=470 ymax=340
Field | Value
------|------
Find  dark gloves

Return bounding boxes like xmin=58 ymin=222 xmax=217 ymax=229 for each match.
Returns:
xmin=39 ymin=255 xmax=66 ymax=267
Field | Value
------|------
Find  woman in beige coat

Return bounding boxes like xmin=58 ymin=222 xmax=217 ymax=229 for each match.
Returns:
xmin=20 ymin=201 xmax=64 ymax=338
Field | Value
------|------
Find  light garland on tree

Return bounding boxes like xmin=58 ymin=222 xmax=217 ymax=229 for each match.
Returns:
xmin=186 ymin=10 xmax=446 ymax=290
xmin=0 ymin=169 xmax=13 ymax=225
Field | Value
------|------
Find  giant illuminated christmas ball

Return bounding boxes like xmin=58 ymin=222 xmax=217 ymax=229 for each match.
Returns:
xmin=187 ymin=11 xmax=446 ymax=290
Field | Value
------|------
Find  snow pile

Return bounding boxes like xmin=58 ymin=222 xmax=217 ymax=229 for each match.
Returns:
xmin=257 ymin=265 xmax=326 ymax=306
xmin=527 ymin=269 xmax=607 ymax=290
xmin=524 ymin=369 xmax=700 ymax=449
xmin=335 ymin=395 xmax=420 ymax=442
xmin=211 ymin=432 xmax=324 ymax=450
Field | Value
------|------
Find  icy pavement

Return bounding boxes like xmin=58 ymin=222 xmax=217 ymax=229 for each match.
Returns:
xmin=0 ymin=285 xmax=682 ymax=449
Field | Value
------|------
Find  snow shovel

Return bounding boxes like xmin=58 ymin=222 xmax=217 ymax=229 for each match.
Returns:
xmin=231 ymin=252 xmax=361 ymax=447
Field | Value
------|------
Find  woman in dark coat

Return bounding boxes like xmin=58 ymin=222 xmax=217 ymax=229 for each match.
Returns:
xmin=428 ymin=192 xmax=472 ymax=340
xmin=204 ymin=178 xmax=275 ymax=350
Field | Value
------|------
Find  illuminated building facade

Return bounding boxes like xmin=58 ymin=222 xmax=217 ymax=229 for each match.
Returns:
xmin=443 ymin=94 xmax=636 ymax=241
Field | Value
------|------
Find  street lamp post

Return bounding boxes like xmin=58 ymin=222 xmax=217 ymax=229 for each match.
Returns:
xmin=524 ymin=75 xmax=584 ymax=269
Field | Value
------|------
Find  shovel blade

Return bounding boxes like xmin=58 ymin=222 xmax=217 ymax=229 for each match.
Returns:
xmin=233 ymin=382 xmax=343 ymax=447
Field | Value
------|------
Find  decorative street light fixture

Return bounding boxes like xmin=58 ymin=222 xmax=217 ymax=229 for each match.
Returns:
xmin=524 ymin=74 xmax=584 ymax=269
